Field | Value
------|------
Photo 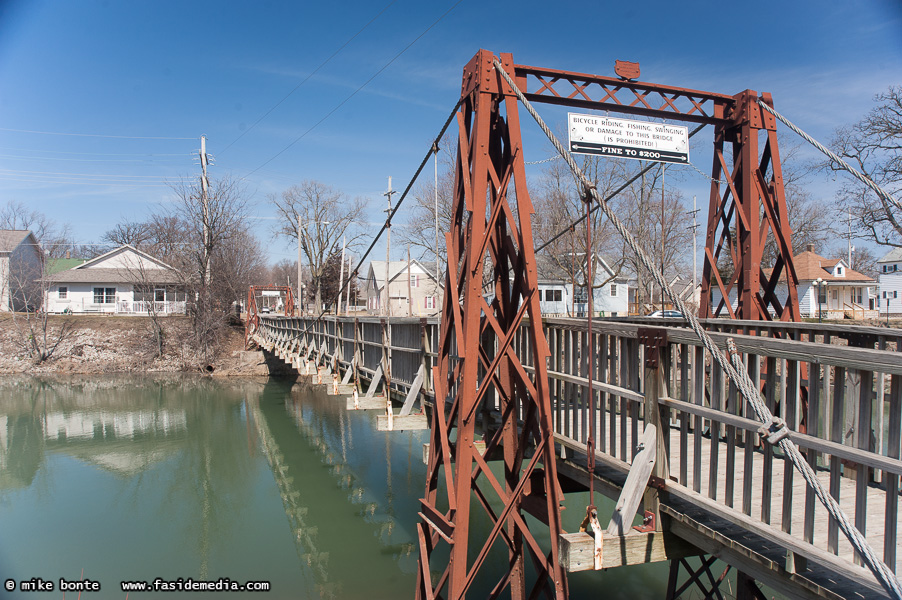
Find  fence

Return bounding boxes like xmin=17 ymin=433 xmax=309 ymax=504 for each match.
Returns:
xmin=255 ymin=314 xmax=902 ymax=577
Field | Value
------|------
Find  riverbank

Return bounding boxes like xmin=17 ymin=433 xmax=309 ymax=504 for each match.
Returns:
xmin=0 ymin=314 xmax=271 ymax=376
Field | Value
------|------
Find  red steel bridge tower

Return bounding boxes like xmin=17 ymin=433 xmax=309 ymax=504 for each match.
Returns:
xmin=416 ymin=49 xmax=800 ymax=600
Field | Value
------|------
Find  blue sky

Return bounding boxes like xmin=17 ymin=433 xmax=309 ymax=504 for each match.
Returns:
xmin=1 ymin=0 xmax=900 ymax=265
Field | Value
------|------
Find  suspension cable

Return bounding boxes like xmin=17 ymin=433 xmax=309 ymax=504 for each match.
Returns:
xmin=757 ymin=99 xmax=902 ymax=214
xmin=493 ymin=57 xmax=902 ymax=600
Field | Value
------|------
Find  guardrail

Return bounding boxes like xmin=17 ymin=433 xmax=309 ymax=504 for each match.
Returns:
xmin=254 ymin=314 xmax=902 ymax=579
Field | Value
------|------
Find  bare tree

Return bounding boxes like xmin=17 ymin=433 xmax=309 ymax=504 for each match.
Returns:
xmin=761 ymin=135 xmax=836 ymax=263
xmin=5 ymin=245 xmax=74 ymax=362
xmin=618 ymin=163 xmax=692 ymax=312
xmin=829 ymin=86 xmax=902 ymax=249
xmin=210 ymin=224 xmax=268 ymax=310
xmin=0 ymin=200 xmax=74 ymax=259
xmin=533 ymin=155 xmax=630 ymax=313
xmin=270 ymin=180 xmax=367 ymax=312
xmin=101 ymin=220 xmax=155 ymax=250
xmin=170 ymin=174 xmax=251 ymax=287
xmin=846 ymin=245 xmax=880 ymax=279
xmin=268 ymin=259 xmax=299 ymax=289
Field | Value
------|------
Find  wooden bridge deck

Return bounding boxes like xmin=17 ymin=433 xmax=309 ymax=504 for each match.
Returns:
xmin=555 ymin=407 xmax=897 ymax=600
xmin=252 ymin=314 xmax=902 ymax=600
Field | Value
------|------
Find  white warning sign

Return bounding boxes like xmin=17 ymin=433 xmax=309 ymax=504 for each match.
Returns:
xmin=568 ymin=113 xmax=689 ymax=164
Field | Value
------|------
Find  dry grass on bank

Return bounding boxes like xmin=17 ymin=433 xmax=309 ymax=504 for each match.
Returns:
xmin=0 ymin=314 xmax=247 ymax=374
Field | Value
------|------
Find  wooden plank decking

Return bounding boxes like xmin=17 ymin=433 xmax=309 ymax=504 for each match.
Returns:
xmin=555 ymin=408 xmax=899 ymax=599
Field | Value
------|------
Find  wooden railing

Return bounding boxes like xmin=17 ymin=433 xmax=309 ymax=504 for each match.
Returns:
xmin=254 ymin=314 xmax=902 ymax=581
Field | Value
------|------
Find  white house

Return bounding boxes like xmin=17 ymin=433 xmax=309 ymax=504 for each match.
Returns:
xmin=365 ymin=259 xmax=443 ymax=316
xmin=0 ymin=230 xmax=43 ymax=312
xmin=710 ymin=244 xmax=877 ymax=319
xmin=877 ymin=247 xmax=902 ymax=317
xmin=45 ymin=245 xmax=187 ymax=315
xmin=536 ymin=254 xmax=629 ymax=317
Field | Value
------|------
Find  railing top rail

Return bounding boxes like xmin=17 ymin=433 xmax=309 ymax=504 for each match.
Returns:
xmin=259 ymin=315 xmax=441 ymax=326
xmin=601 ymin=315 xmax=902 ymax=341
xmin=540 ymin=317 xmax=902 ymax=375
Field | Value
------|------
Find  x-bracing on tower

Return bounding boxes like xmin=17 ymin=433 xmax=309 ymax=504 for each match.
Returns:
xmin=416 ymin=49 xmax=801 ymax=600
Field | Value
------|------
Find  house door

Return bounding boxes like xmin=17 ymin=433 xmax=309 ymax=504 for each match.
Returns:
xmin=155 ymin=288 xmax=166 ymax=312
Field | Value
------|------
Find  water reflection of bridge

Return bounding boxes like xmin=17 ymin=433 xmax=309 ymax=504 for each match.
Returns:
xmin=248 ymin=383 xmax=422 ymax=599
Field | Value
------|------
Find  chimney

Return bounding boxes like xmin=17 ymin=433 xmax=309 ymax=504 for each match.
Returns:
xmin=806 ymin=243 xmax=815 ymax=253
xmin=65 ymin=250 xmax=70 ymax=259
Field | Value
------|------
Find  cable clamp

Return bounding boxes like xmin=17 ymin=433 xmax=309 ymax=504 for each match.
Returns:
xmin=758 ymin=416 xmax=790 ymax=445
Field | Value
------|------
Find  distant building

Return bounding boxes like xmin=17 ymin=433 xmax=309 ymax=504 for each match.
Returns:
xmin=0 ymin=230 xmax=43 ymax=312
xmin=711 ymin=244 xmax=877 ymax=319
xmin=45 ymin=245 xmax=187 ymax=315
xmin=535 ymin=254 xmax=629 ymax=317
xmin=365 ymin=259 xmax=443 ymax=316
xmin=877 ymin=247 xmax=902 ymax=317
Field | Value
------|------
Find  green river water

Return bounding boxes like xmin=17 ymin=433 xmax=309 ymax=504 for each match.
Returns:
xmin=0 ymin=375 xmax=669 ymax=599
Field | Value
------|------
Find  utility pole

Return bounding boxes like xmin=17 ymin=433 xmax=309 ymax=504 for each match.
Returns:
xmin=384 ymin=176 xmax=396 ymax=317
xmin=690 ymin=195 xmax=699 ymax=310
xmin=433 ymin=143 xmax=441 ymax=290
xmin=848 ymin=208 xmax=854 ymax=268
xmin=302 ymin=212 xmax=305 ymax=315
xmin=338 ymin=235 xmax=347 ymax=316
xmin=407 ymin=246 xmax=413 ymax=317
xmin=661 ymin=163 xmax=665 ymax=313
xmin=200 ymin=136 xmax=211 ymax=287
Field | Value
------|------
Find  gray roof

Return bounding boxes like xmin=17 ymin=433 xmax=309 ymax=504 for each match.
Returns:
xmin=877 ymin=247 xmax=902 ymax=263
xmin=46 ymin=268 xmax=183 ymax=285
xmin=0 ymin=230 xmax=33 ymax=253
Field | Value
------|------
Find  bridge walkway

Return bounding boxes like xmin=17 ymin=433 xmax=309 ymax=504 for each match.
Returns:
xmin=251 ymin=314 xmax=902 ymax=600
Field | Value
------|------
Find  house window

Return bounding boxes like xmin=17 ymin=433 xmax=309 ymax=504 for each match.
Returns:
xmin=884 ymin=291 xmax=888 ymax=298
xmin=155 ymin=288 xmax=166 ymax=302
xmin=885 ymin=265 xmax=889 ymax=273
xmin=831 ymin=290 xmax=838 ymax=301
xmin=58 ymin=286 xmax=67 ymax=299
xmin=553 ymin=290 xmax=562 ymax=302
xmin=93 ymin=287 xmax=115 ymax=304
xmin=410 ymin=274 xmax=419 ymax=288
xmin=610 ymin=284 xmax=617 ymax=297
xmin=425 ymin=296 xmax=435 ymax=309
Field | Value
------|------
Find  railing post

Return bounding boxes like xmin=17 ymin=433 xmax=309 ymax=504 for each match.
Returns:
xmin=638 ymin=328 xmax=669 ymax=530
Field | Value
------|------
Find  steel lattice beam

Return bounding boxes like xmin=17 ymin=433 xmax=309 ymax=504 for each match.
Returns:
xmin=416 ymin=49 xmax=802 ymax=600
xmin=416 ymin=50 xmax=567 ymax=600
xmin=699 ymin=91 xmax=800 ymax=321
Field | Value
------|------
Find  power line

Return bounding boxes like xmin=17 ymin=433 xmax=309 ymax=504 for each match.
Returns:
xmin=244 ymin=0 xmax=464 ymax=178
xmin=219 ymin=0 xmax=397 ymax=156
xmin=0 ymin=168 xmax=170 ymax=179
xmin=0 ymin=153 xmax=187 ymax=164
xmin=0 ymin=127 xmax=194 ymax=140
xmin=0 ymin=176 xmax=170 ymax=187
xmin=0 ymin=146 xmax=187 ymax=157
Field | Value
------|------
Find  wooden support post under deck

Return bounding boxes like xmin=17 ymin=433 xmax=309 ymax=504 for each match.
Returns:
xmin=643 ymin=364 xmax=670 ymax=529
